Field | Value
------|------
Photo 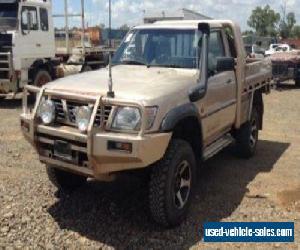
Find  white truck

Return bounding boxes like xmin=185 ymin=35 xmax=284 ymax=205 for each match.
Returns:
xmin=0 ymin=0 xmax=110 ymax=99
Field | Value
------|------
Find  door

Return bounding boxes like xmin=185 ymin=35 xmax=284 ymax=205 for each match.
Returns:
xmin=17 ymin=5 xmax=55 ymax=59
xmin=19 ymin=5 xmax=41 ymax=58
xmin=200 ymin=30 xmax=237 ymax=145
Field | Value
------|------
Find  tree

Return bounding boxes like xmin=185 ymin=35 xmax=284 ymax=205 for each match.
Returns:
xmin=292 ymin=25 xmax=300 ymax=38
xmin=120 ymin=24 xmax=130 ymax=31
xmin=247 ymin=5 xmax=280 ymax=36
xmin=287 ymin=12 xmax=296 ymax=30
xmin=279 ymin=1 xmax=296 ymax=39
xmin=280 ymin=12 xmax=296 ymax=38
xmin=242 ymin=30 xmax=254 ymax=36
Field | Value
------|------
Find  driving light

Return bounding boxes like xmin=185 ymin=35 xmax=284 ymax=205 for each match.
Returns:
xmin=112 ymin=107 xmax=141 ymax=131
xmin=75 ymin=106 xmax=92 ymax=132
xmin=38 ymin=99 xmax=55 ymax=125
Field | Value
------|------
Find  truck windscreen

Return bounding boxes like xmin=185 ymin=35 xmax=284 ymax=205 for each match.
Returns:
xmin=113 ymin=29 xmax=200 ymax=69
xmin=0 ymin=4 xmax=18 ymax=30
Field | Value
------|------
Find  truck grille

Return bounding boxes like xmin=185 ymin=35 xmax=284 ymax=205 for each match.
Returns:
xmin=0 ymin=50 xmax=12 ymax=81
xmin=272 ymin=64 xmax=289 ymax=77
xmin=52 ymin=99 xmax=113 ymax=128
xmin=0 ymin=34 xmax=13 ymax=81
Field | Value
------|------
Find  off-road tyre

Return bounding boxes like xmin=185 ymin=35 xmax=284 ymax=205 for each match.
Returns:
xmin=46 ymin=165 xmax=87 ymax=191
xmin=149 ymin=139 xmax=196 ymax=227
xmin=81 ymin=65 xmax=92 ymax=72
xmin=235 ymin=106 xmax=259 ymax=158
xmin=33 ymin=70 xmax=52 ymax=87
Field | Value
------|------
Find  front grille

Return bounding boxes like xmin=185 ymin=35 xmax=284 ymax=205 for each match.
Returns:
xmin=52 ymin=99 xmax=65 ymax=120
xmin=51 ymin=98 xmax=113 ymax=128
xmin=94 ymin=105 xmax=112 ymax=127
xmin=0 ymin=35 xmax=13 ymax=80
xmin=0 ymin=51 xmax=12 ymax=80
xmin=272 ymin=64 xmax=288 ymax=77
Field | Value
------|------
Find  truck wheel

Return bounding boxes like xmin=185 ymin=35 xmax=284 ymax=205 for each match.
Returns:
xmin=149 ymin=139 xmax=196 ymax=227
xmin=46 ymin=165 xmax=87 ymax=191
xmin=295 ymin=78 xmax=300 ymax=87
xmin=235 ymin=107 xmax=259 ymax=158
xmin=81 ymin=65 xmax=92 ymax=72
xmin=34 ymin=70 xmax=52 ymax=87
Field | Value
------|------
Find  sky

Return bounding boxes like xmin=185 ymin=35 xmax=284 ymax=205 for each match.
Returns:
xmin=52 ymin=0 xmax=300 ymax=31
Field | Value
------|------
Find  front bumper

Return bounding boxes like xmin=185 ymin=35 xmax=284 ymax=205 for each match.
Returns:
xmin=20 ymin=86 xmax=171 ymax=179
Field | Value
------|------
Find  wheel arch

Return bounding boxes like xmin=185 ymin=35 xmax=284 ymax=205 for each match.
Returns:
xmin=29 ymin=59 xmax=57 ymax=82
xmin=160 ymin=103 xmax=204 ymax=163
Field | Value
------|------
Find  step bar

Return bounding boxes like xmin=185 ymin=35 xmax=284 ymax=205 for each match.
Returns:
xmin=203 ymin=134 xmax=234 ymax=161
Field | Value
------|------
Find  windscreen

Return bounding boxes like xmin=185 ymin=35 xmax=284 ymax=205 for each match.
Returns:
xmin=113 ymin=29 xmax=200 ymax=69
xmin=0 ymin=3 xmax=18 ymax=30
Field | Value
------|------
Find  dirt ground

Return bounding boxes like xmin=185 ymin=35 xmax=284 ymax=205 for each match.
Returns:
xmin=0 ymin=82 xmax=299 ymax=249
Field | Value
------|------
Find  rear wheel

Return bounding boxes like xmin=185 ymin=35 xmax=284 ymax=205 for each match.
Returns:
xmin=149 ymin=139 xmax=196 ymax=227
xmin=235 ymin=107 xmax=259 ymax=158
xmin=295 ymin=78 xmax=300 ymax=87
xmin=46 ymin=165 xmax=87 ymax=191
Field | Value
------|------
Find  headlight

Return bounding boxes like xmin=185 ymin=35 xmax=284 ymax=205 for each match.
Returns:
xmin=75 ymin=106 xmax=92 ymax=132
xmin=112 ymin=107 xmax=141 ymax=131
xmin=111 ymin=106 xmax=157 ymax=131
xmin=38 ymin=99 xmax=55 ymax=125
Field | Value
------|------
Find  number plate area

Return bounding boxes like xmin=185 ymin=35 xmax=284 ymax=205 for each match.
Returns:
xmin=54 ymin=140 xmax=72 ymax=160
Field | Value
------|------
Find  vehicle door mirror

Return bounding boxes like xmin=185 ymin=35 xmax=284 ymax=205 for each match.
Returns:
xmin=216 ymin=57 xmax=235 ymax=72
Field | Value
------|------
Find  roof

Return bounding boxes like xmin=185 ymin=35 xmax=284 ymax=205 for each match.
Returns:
xmin=0 ymin=0 xmax=17 ymax=3
xmin=144 ymin=8 xmax=212 ymax=20
xmin=135 ymin=20 xmax=234 ymax=30
xmin=144 ymin=9 xmax=184 ymax=19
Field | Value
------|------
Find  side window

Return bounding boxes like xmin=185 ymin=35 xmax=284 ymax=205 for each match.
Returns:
xmin=208 ymin=31 xmax=225 ymax=73
xmin=21 ymin=6 xmax=38 ymax=31
xmin=40 ymin=8 xmax=49 ymax=31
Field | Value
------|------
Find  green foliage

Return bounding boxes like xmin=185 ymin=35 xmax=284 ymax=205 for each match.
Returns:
xmin=242 ymin=30 xmax=254 ymax=36
xmin=280 ymin=12 xmax=296 ymax=38
xmin=247 ymin=5 xmax=280 ymax=36
xmin=292 ymin=25 xmax=300 ymax=38
xmin=119 ymin=24 xmax=130 ymax=31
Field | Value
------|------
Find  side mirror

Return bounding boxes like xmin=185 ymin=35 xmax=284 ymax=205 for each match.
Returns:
xmin=216 ymin=57 xmax=235 ymax=72
xmin=189 ymin=85 xmax=206 ymax=102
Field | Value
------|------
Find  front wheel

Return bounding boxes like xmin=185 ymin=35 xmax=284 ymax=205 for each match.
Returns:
xmin=295 ymin=78 xmax=300 ymax=87
xmin=235 ymin=107 xmax=259 ymax=158
xmin=33 ymin=70 xmax=52 ymax=87
xmin=46 ymin=165 xmax=87 ymax=191
xmin=149 ymin=139 xmax=196 ymax=227
xmin=81 ymin=65 xmax=92 ymax=72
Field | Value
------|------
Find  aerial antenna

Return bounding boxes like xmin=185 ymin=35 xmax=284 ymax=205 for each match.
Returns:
xmin=106 ymin=0 xmax=114 ymax=98
xmin=107 ymin=53 xmax=115 ymax=98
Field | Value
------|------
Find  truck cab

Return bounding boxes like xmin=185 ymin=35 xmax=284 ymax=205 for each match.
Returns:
xmin=0 ymin=0 xmax=55 ymax=98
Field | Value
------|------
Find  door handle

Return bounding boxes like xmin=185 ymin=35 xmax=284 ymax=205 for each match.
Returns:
xmin=36 ymin=43 xmax=41 ymax=47
xmin=226 ymin=79 xmax=232 ymax=84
